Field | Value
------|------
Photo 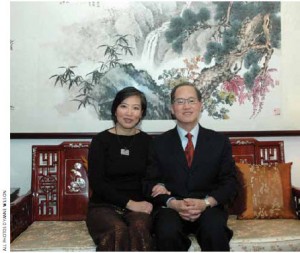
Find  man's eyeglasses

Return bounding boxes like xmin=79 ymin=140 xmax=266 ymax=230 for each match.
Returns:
xmin=173 ymin=97 xmax=199 ymax=105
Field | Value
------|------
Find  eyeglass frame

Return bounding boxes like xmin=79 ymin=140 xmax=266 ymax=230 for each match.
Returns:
xmin=172 ymin=97 xmax=200 ymax=105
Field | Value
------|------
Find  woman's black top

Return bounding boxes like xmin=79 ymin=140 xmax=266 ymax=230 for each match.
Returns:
xmin=88 ymin=130 xmax=152 ymax=208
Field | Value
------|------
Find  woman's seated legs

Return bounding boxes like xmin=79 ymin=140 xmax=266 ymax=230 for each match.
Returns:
xmin=86 ymin=205 xmax=129 ymax=251
xmin=125 ymin=211 xmax=153 ymax=251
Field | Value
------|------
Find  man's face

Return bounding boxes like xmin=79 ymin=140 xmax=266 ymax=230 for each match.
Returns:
xmin=171 ymin=86 xmax=202 ymax=129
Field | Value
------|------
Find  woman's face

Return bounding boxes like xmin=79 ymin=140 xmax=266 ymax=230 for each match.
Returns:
xmin=115 ymin=95 xmax=143 ymax=130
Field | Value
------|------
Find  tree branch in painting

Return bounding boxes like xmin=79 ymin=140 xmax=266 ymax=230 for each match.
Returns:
xmin=163 ymin=2 xmax=280 ymax=119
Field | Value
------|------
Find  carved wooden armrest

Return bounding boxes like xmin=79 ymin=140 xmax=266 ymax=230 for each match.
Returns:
xmin=10 ymin=191 xmax=33 ymax=242
xmin=292 ymin=186 xmax=300 ymax=219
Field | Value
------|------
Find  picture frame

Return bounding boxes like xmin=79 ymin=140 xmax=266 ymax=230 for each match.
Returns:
xmin=10 ymin=1 xmax=300 ymax=137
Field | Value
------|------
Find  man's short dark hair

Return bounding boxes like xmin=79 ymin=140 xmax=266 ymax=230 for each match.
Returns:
xmin=170 ymin=82 xmax=202 ymax=103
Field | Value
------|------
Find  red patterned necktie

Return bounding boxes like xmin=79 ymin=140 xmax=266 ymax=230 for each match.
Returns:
xmin=185 ymin=133 xmax=194 ymax=167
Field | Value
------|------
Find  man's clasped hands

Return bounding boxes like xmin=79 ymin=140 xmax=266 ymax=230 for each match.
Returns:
xmin=151 ymin=184 xmax=209 ymax=222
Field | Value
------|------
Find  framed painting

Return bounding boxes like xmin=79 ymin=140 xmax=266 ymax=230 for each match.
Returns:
xmin=10 ymin=1 xmax=300 ymax=138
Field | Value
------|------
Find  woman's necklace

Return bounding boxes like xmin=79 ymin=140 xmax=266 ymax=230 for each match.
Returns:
xmin=115 ymin=127 xmax=136 ymax=156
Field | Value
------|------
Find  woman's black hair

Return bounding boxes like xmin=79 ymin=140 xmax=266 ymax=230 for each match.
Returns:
xmin=111 ymin=86 xmax=147 ymax=124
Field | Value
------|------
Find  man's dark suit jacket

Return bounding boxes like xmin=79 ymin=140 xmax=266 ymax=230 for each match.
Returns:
xmin=144 ymin=125 xmax=238 ymax=207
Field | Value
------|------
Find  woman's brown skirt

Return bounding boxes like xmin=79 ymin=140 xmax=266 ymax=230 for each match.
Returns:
xmin=86 ymin=203 xmax=153 ymax=251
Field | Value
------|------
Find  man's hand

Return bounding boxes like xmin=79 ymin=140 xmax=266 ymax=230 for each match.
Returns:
xmin=168 ymin=199 xmax=201 ymax=222
xmin=126 ymin=200 xmax=153 ymax=214
xmin=183 ymin=198 xmax=207 ymax=213
xmin=151 ymin=184 xmax=171 ymax=197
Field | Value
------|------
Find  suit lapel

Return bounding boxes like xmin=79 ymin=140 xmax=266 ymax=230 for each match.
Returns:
xmin=169 ymin=128 xmax=190 ymax=171
xmin=190 ymin=125 xmax=208 ymax=169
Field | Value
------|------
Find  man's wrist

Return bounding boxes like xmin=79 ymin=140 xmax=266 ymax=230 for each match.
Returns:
xmin=204 ymin=197 xmax=211 ymax=208
xmin=204 ymin=196 xmax=217 ymax=208
xmin=166 ymin=197 xmax=176 ymax=208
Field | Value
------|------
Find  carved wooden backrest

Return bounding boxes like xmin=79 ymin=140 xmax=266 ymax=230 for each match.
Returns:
xmin=32 ymin=142 xmax=90 ymax=221
xmin=31 ymin=138 xmax=285 ymax=220
xmin=230 ymin=138 xmax=285 ymax=164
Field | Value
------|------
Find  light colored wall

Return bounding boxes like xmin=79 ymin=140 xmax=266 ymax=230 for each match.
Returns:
xmin=10 ymin=2 xmax=300 ymax=194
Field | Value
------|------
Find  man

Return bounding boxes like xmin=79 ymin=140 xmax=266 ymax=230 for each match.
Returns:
xmin=144 ymin=82 xmax=238 ymax=251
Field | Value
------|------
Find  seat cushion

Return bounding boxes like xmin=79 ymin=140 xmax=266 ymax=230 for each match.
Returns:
xmin=10 ymin=217 xmax=300 ymax=251
xmin=228 ymin=216 xmax=300 ymax=251
xmin=189 ymin=216 xmax=300 ymax=251
xmin=10 ymin=221 xmax=95 ymax=251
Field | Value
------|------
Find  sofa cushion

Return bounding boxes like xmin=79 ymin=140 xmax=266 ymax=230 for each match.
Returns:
xmin=189 ymin=216 xmax=300 ymax=251
xmin=235 ymin=163 xmax=297 ymax=219
xmin=10 ymin=217 xmax=300 ymax=251
xmin=227 ymin=216 xmax=300 ymax=251
xmin=10 ymin=221 xmax=95 ymax=251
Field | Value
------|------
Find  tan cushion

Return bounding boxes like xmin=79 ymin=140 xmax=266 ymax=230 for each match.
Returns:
xmin=189 ymin=216 xmax=300 ymax=251
xmin=10 ymin=221 xmax=95 ymax=251
xmin=10 ymin=218 xmax=300 ymax=251
xmin=235 ymin=163 xmax=297 ymax=219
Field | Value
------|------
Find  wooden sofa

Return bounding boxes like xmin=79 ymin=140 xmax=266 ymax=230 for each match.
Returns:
xmin=10 ymin=138 xmax=300 ymax=251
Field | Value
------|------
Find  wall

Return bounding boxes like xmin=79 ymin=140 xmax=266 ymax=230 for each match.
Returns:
xmin=10 ymin=2 xmax=300 ymax=194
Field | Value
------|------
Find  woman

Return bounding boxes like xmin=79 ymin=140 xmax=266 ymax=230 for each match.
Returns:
xmin=86 ymin=86 xmax=153 ymax=251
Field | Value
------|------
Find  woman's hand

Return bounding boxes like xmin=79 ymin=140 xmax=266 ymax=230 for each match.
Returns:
xmin=126 ymin=200 xmax=153 ymax=214
xmin=151 ymin=184 xmax=171 ymax=197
